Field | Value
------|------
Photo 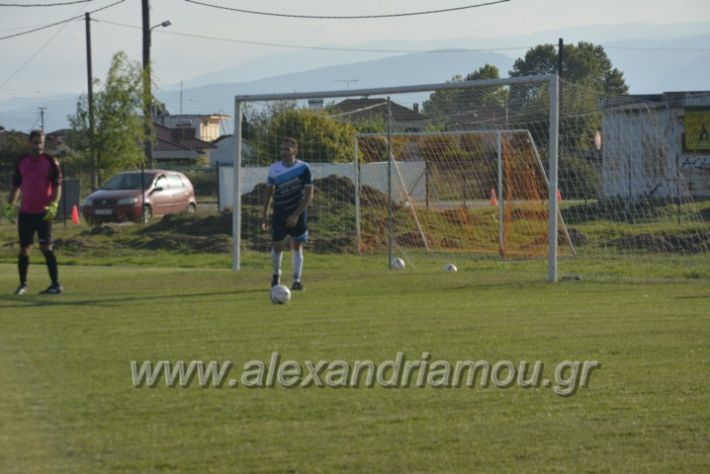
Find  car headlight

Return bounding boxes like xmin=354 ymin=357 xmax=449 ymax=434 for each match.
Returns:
xmin=117 ymin=197 xmax=138 ymax=205
xmin=84 ymin=197 xmax=93 ymax=206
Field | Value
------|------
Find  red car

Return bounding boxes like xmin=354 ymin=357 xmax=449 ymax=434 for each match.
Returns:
xmin=83 ymin=170 xmax=197 ymax=223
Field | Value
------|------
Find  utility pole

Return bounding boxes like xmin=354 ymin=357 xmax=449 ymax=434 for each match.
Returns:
xmin=39 ymin=107 xmax=46 ymax=132
xmin=85 ymin=12 xmax=97 ymax=189
xmin=558 ymin=38 xmax=564 ymax=112
xmin=142 ymin=0 xmax=153 ymax=169
xmin=558 ymin=37 xmax=564 ymax=164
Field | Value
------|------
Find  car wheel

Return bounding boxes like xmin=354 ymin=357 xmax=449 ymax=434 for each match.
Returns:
xmin=142 ymin=205 xmax=152 ymax=224
xmin=186 ymin=203 xmax=197 ymax=214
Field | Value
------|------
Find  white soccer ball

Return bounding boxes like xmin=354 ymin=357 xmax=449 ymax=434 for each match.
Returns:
xmin=270 ymin=284 xmax=292 ymax=305
xmin=444 ymin=263 xmax=458 ymax=272
xmin=391 ymin=257 xmax=406 ymax=270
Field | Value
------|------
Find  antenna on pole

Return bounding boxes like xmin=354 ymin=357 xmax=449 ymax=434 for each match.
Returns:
xmin=335 ymin=79 xmax=358 ymax=90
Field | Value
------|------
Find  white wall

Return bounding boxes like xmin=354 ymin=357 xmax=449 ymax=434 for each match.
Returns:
xmin=601 ymin=94 xmax=710 ymax=199
xmin=218 ymin=161 xmax=427 ymax=208
xmin=209 ymin=136 xmax=254 ymax=166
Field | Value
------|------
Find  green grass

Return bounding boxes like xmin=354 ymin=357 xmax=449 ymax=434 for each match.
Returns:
xmin=1 ymin=254 xmax=709 ymax=473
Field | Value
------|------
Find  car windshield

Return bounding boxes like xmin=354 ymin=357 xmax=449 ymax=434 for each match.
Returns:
xmin=101 ymin=173 xmax=154 ymax=190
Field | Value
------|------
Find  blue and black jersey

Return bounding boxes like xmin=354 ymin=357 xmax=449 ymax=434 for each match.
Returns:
xmin=266 ymin=160 xmax=313 ymax=215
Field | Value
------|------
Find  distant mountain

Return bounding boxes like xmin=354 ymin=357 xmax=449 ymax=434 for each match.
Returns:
xmin=2 ymin=23 xmax=709 ymax=132
xmin=157 ymin=50 xmax=516 ymax=116
xmin=163 ymin=22 xmax=710 ymax=91
xmin=603 ymin=33 xmax=710 ymax=93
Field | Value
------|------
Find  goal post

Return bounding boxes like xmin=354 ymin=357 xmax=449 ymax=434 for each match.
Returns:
xmin=232 ymin=75 xmax=561 ymax=280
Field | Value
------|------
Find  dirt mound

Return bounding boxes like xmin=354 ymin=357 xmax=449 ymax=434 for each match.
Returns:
xmin=54 ymin=237 xmax=111 ymax=251
xmin=241 ymin=175 xmax=385 ymax=207
xmin=396 ymin=231 xmax=435 ymax=248
xmin=564 ymin=228 xmax=588 ymax=246
xmin=82 ymin=222 xmax=135 ymax=236
xmin=242 ymin=183 xmax=271 ymax=206
xmin=314 ymin=175 xmax=356 ymax=205
xmin=142 ymin=212 xmax=233 ymax=236
xmin=609 ymin=231 xmax=710 ymax=253
xmin=139 ymin=234 xmax=232 ymax=253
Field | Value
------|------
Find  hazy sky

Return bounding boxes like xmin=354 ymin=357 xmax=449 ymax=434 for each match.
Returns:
xmin=1 ymin=0 xmax=709 ymax=100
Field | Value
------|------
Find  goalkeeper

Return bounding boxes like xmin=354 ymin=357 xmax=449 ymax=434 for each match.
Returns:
xmin=7 ymin=130 xmax=63 ymax=295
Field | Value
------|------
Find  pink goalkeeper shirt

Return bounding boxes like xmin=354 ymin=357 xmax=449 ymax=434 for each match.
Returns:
xmin=12 ymin=154 xmax=62 ymax=214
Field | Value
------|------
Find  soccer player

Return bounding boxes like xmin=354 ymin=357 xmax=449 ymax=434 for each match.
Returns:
xmin=261 ymin=137 xmax=314 ymax=291
xmin=7 ymin=130 xmax=63 ymax=295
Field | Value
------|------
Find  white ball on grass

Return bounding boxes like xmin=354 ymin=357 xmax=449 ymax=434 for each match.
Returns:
xmin=391 ymin=257 xmax=406 ymax=270
xmin=269 ymin=284 xmax=291 ymax=305
xmin=444 ymin=263 xmax=458 ymax=272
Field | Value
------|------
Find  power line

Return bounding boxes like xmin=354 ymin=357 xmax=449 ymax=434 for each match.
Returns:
xmin=0 ymin=15 xmax=80 ymax=40
xmin=94 ymin=18 xmax=533 ymax=54
xmin=0 ymin=0 xmax=123 ymax=41
xmin=1 ymin=0 xmax=122 ymax=89
xmin=183 ymin=0 xmax=510 ymax=19
xmin=0 ymin=0 xmax=94 ymax=6
xmin=94 ymin=20 xmax=710 ymax=54
xmin=1 ymin=17 xmax=77 ymax=88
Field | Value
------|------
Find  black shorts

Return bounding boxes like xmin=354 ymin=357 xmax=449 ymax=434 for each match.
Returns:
xmin=272 ymin=211 xmax=308 ymax=243
xmin=18 ymin=212 xmax=52 ymax=247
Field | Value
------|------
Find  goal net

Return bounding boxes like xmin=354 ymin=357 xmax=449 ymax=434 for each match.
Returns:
xmin=224 ymin=76 xmax=710 ymax=281
xmin=354 ymin=130 xmax=576 ymax=261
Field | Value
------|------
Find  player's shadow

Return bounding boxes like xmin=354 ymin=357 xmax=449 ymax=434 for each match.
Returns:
xmin=0 ymin=288 xmax=265 ymax=310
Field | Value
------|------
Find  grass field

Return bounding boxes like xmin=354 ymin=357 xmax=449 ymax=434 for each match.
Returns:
xmin=1 ymin=249 xmax=709 ymax=473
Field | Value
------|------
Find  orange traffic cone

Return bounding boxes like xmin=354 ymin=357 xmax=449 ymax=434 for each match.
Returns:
xmin=71 ymin=205 xmax=80 ymax=224
xmin=489 ymin=188 xmax=498 ymax=206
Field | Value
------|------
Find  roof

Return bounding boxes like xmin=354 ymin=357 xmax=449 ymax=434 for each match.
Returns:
xmin=0 ymin=129 xmax=28 ymax=147
xmin=601 ymin=91 xmax=710 ymax=112
xmin=160 ymin=113 xmax=230 ymax=121
xmin=332 ymin=98 xmax=424 ymax=122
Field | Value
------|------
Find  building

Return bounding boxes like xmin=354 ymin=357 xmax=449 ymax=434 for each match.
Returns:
xmin=156 ymin=114 xmax=230 ymax=142
xmin=153 ymin=123 xmax=216 ymax=165
xmin=331 ymin=98 xmax=426 ymax=132
xmin=601 ymin=91 xmax=710 ymax=199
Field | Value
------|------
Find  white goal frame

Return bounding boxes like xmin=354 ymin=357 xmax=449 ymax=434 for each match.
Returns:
xmin=232 ymin=75 xmax=560 ymax=281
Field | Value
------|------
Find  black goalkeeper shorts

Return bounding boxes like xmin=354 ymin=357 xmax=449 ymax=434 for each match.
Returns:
xmin=18 ymin=212 xmax=52 ymax=247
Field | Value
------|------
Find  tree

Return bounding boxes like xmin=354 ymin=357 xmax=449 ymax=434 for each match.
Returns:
xmin=509 ymin=42 xmax=625 ymax=197
xmin=67 ymin=51 xmax=146 ymax=183
xmin=251 ymin=108 xmax=356 ymax=165
xmin=0 ymin=131 xmax=29 ymax=174
xmin=423 ymin=64 xmax=507 ymax=126
xmin=509 ymin=41 xmax=628 ymax=113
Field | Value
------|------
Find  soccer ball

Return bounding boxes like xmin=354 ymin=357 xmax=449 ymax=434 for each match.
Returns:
xmin=444 ymin=263 xmax=458 ymax=272
xmin=269 ymin=284 xmax=291 ymax=305
xmin=391 ymin=257 xmax=406 ymax=270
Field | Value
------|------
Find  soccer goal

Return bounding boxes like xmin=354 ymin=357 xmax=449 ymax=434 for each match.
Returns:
xmin=229 ymin=75 xmax=562 ymax=280
xmin=228 ymin=78 xmax=710 ymax=281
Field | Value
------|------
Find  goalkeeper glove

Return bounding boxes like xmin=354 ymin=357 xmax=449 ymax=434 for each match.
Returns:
xmin=44 ymin=201 xmax=58 ymax=221
xmin=2 ymin=204 xmax=17 ymax=223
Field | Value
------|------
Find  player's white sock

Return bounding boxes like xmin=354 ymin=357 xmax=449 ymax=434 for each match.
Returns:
xmin=272 ymin=250 xmax=283 ymax=277
xmin=292 ymin=247 xmax=303 ymax=282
